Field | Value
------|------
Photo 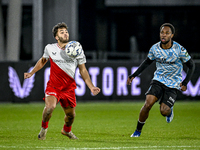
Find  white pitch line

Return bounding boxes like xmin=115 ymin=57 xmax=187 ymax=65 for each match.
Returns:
xmin=0 ymin=145 xmax=199 ymax=149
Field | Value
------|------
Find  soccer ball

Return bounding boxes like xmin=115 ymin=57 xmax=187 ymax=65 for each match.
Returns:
xmin=65 ymin=41 xmax=83 ymax=57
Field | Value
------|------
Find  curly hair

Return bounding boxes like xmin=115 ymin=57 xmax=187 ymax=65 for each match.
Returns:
xmin=160 ymin=23 xmax=175 ymax=34
xmin=52 ymin=22 xmax=68 ymax=37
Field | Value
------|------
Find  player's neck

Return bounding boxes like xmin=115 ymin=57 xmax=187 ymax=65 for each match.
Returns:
xmin=57 ymin=41 xmax=68 ymax=49
xmin=161 ymin=40 xmax=173 ymax=49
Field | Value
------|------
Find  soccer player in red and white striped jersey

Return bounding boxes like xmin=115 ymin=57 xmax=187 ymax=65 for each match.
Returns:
xmin=24 ymin=22 xmax=100 ymax=140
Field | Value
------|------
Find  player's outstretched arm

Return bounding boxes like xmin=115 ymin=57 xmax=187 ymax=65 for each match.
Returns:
xmin=78 ymin=63 xmax=100 ymax=96
xmin=127 ymin=57 xmax=154 ymax=85
xmin=127 ymin=77 xmax=135 ymax=85
xmin=24 ymin=57 xmax=48 ymax=79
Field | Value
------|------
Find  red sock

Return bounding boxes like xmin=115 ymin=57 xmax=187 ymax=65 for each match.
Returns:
xmin=63 ymin=125 xmax=72 ymax=132
xmin=42 ymin=121 xmax=49 ymax=129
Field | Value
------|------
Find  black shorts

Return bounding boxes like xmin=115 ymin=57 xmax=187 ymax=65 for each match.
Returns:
xmin=145 ymin=80 xmax=178 ymax=108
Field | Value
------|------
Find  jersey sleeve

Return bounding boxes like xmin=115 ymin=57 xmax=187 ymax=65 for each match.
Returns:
xmin=42 ymin=45 xmax=50 ymax=59
xmin=147 ymin=46 xmax=156 ymax=60
xmin=76 ymin=50 xmax=86 ymax=65
xmin=179 ymin=46 xmax=191 ymax=63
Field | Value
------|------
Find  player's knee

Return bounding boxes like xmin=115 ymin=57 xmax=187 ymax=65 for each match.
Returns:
xmin=45 ymin=105 xmax=56 ymax=115
xmin=66 ymin=112 xmax=76 ymax=120
xmin=143 ymin=102 xmax=153 ymax=111
xmin=144 ymin=95 xmax=157 ymax=111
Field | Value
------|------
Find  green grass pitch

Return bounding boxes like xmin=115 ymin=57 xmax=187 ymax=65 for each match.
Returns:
xmin=0 ymin=101 xmax=199 ymax=150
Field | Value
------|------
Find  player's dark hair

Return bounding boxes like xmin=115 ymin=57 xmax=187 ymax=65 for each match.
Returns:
xmin=52 ymin=22 xmax=68 ymax=37
xmin=160 ymin=23 xmax=175 ymax=34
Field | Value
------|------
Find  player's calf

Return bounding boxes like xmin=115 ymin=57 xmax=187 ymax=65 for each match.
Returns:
xmin=160 ymin=103 xmax=171 ymax=116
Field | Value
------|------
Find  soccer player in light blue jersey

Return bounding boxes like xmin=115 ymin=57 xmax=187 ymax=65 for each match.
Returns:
xmin=127 ymin=23 xmax=195 ymax=137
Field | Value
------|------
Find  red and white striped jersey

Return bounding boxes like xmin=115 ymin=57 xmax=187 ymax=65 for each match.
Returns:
xmin=42 ymin=43 xmax=86 ymax=90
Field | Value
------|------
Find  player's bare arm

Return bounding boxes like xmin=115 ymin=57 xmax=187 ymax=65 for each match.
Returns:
xmin=127 ymin=77 xmax=134 ymax=85
xmin=78 ymin=63 xmax=100 ymax=95
xmin=24 ymin=57 xmax=49 ymax=79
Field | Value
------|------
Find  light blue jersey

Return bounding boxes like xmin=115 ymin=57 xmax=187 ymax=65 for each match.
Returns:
xmin=148 ymin=41 xmax=191 ymax=89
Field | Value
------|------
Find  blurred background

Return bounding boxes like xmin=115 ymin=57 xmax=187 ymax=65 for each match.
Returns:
xmin=0 ymin=0 xmax=200 ymax=102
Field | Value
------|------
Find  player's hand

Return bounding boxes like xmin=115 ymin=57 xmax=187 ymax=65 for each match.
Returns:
xmin=24 ymin=72 xmax=33 ymax=79
xmin=127 ymin=77 xmax=134 ymax=85
xmin=180 ymin=83 xmax=187 ymax=91
xmin=91 ymin=87 xmax=101 ymax=96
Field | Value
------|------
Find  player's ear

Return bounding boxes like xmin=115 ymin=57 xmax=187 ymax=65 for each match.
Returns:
xmin=55 ymin=35 xmax=59 ymax=41
xmin=171 ymin=34 xmax=174 ymax=38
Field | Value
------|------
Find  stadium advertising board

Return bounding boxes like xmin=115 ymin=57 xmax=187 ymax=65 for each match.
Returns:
xmin=0 ymin=61 xmax=199 ymax=102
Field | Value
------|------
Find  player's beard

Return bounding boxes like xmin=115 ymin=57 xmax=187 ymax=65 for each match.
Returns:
xmin=58 ymin=36 xmax=69 ymax=43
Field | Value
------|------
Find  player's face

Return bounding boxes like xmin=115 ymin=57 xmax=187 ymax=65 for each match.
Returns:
xmin=160 ymin=26 xmax=174 ymax=44
xmin=56 ymin=28 xmax=69 ymax=43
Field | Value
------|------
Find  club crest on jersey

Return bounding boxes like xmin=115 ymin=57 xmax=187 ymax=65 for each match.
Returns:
xmin=169 ymin=52 xmax=173 ymax=57
xmin=156 ymin=58 xmax=175 ymax=64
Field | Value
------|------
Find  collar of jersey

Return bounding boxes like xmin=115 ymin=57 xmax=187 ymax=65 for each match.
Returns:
xmin=160 ymin=40 xmax=173 ymax=50
xmin=57 ymin=43 xmax=65 ymax=50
